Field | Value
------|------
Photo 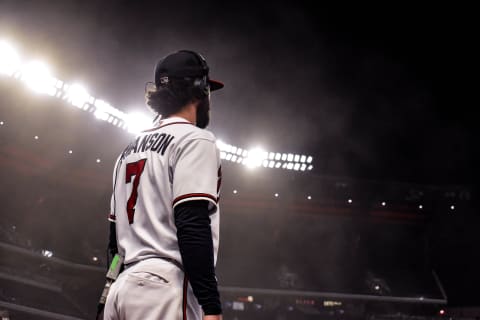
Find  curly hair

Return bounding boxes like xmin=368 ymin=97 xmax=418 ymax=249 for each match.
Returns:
xmin=145 ymin=78 xmax=204 ymax=118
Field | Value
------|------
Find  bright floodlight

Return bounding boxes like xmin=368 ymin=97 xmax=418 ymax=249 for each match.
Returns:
xmin=244 ymin=147 xmax=267 ymax=169
xmin=125 ymin=112 xmax=153 ymax=134
xmin=216 ymin=139 xmax=227 ymax=150
xmin=94 ymin=110 xmax=109 ymax=121
xmin=66 ymin=83 xmax=90 ymax=108
xmin=94 ymin=99 xmax=112 ymax=121
xmin=21 ymin=60 xmax=57 ymax=95
xmin=0 ymin=40 xmax=21 ymax=76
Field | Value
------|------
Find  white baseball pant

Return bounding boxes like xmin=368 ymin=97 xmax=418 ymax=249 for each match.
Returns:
xmin=103 ymin=258 xmax=202 ymax=320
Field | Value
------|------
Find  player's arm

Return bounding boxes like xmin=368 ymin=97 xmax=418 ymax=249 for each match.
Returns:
xmin=108 ymin=221 xmax=118 ymax=257
xmin=174 ymin=200 xmax=221 ymax=316
xmin=172 ymin=137 xmax=222 ymax=316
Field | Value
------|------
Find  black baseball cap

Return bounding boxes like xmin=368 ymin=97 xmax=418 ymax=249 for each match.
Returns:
xmin=154 ymin=50 xmax=224 ymax=91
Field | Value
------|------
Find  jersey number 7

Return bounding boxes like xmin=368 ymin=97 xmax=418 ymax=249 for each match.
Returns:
xmin=125 ymin=159 xmax=147 ymax=224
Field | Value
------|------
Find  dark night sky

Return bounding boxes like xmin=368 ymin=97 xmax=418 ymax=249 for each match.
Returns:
xmin=0 ymin=1 xmax=475 ymax=185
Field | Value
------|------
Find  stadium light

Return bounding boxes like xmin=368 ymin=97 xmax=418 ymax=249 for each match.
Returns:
xmin=216 ymin=139 xmax=227 ymax=150
xmin=1 ymin=38 xmax=316 ymax=172
xmin=21 ymin=60 xmax=57 ymax=95
xmin=94 ymin=99 xmax=112 ymax=121
xmin=244 ymin=147 xmax=267 ymax=169
xmin=0 ymin=40 xmax=21 ymax=76
xmin=66 ymin=83 xmax=90 ymax=108
xmin=125 ymin=111 xmax=153 ymax=134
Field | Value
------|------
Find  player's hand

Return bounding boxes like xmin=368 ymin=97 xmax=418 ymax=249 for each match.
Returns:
xmin=204 ymin=315 xmax=222 ymax=320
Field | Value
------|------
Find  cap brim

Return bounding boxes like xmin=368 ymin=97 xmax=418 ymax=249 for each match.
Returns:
xmin=209 ymin=79 xmax=224 ymax=91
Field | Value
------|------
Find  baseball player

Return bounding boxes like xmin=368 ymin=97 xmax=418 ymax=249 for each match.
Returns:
xmin=103 ymin=50 xmax=223 ymax=320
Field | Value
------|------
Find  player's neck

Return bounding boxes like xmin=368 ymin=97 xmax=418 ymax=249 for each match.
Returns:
xmin=170 ymin=102 xmax=197 ymax=125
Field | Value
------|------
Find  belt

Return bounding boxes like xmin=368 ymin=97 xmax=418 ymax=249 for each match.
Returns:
xmin=124 ymin=257 xmax=184 ymax=272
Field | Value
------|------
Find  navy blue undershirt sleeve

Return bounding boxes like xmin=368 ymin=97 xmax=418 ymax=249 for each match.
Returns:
xmin=174 ymin=200 xmax=222 ymax=315
xmin=108 ymin=221 xmax=118 ymax=257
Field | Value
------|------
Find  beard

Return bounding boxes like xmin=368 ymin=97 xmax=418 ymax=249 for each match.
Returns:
xmin=195 ymin=96 xmax=210 ymax=129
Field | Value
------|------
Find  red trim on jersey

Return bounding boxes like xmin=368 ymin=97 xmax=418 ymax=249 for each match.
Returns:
xmin=141 ymin=121 xmax=193 ymax=133
xmin=183 ymin=275 xmax=189 ymax=320
xmin=173 ymin=193 xmax=218 ymax=206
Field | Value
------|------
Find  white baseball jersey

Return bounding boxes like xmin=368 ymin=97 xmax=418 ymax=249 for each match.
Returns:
xmin=108 ymin=116 xmax=221 ymax=267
